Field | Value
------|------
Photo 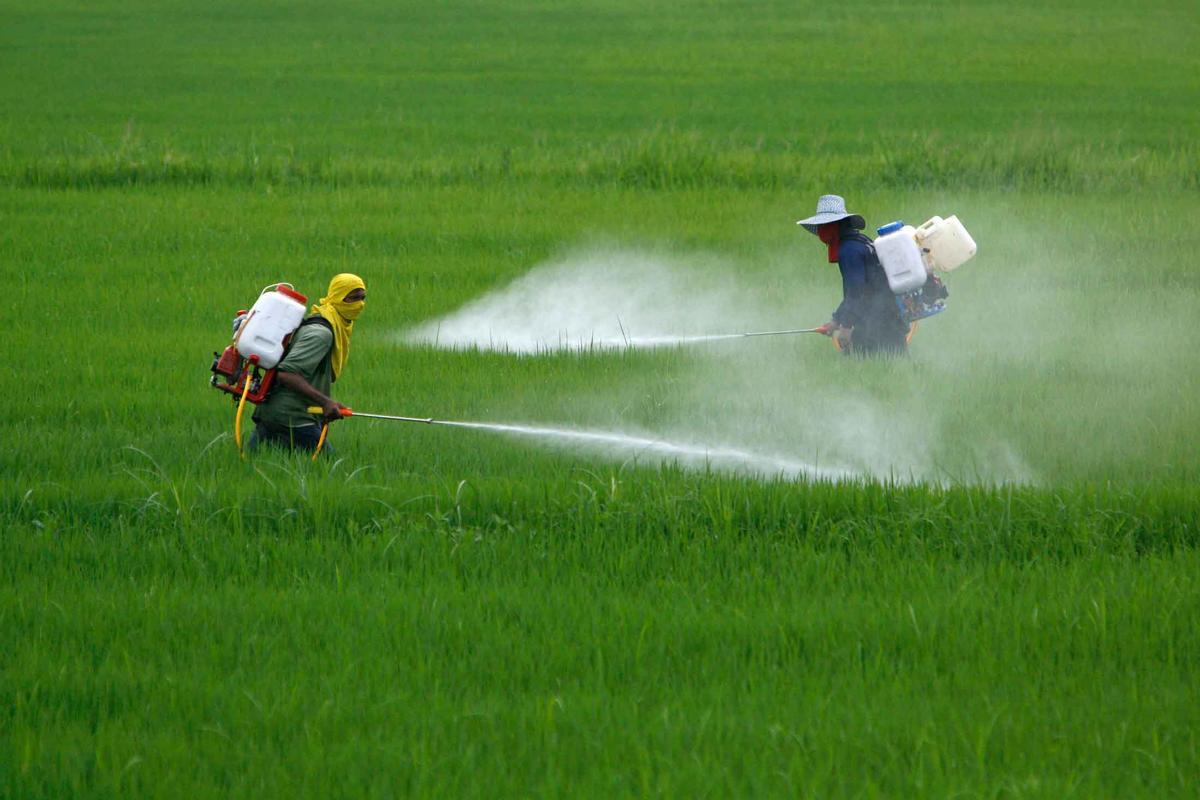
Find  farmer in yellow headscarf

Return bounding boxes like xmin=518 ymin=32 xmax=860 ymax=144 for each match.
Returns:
xmin=249 ymin=273 xmax=367 ymax=453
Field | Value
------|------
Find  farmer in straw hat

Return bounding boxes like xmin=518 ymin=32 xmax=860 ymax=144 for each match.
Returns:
xmin=797 ymin=195 xmax=909 ymax=356
xmin=249 ymin=273 xmax=367 ymax=453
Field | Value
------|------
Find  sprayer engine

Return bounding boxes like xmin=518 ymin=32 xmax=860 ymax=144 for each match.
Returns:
xmin=210 ymin=341 xmax=278 ymax=403
xmin=895 ymin=274 xmax=949 ymax=324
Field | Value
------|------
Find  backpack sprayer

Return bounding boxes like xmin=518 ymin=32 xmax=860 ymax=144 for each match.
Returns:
xmin=210 ymin=283 xmax=311 ymax=456
xmin=874 ymin=214 xmax=977 ymax=325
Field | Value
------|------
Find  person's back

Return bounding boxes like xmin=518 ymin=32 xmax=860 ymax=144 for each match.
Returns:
xmin=251 ymin=318 xmax=335 ymax=449
xmin=833 ymin=230 xmax=909 ymax=355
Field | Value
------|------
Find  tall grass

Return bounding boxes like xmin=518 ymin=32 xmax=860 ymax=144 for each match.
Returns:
xmin=4 ymin=488 xmax=1200 ymax=797
xmin=6 ymin=131 xmax=1199 ymax=192
xmin=3 ymin=0 xmax=1200 ymax=796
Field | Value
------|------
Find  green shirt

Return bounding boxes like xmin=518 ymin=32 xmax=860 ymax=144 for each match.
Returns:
xmin=253 ymin=323 xmax=334 ymax=429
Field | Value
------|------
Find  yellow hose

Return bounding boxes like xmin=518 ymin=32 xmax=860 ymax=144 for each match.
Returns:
xmin=235 ymin=368 xmax=252 ymax=458
xmin=312 ymin=423 xmax=329 ymax=461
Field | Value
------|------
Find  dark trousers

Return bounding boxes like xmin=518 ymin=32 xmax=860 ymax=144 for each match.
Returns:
xmin=247 ymin=422 xmax=330 ymax=454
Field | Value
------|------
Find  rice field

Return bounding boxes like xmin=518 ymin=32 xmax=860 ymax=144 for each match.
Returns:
xmin=3 ymin=1 xmax=1199 ymax=797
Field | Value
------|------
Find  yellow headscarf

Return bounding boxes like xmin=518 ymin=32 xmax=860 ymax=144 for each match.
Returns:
xmin=312 ymin=273 xmax=366 ymax=380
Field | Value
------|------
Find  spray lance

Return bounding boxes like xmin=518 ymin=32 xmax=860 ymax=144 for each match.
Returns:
xmin=619 ymin=323 xmax=836 ymax=347
xmin=725 ymin=325 xmax=832 ymax=339
xmin=718 ymin=324 xmax=842 ymax=350
xmin=306 ymin=406 xmax=437 ymax=459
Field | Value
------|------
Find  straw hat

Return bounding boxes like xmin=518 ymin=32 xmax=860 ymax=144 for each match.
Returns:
xmin=796 ymin=194 xmax=866 ymax=235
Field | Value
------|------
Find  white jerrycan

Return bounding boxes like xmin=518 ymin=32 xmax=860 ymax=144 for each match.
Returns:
xmin=234 ymin=284 xmax=309 ymax=368
xmin=915 ymin=215 xmax=977 ymax=272
xmin=873 ymin=221 xmax=927 ymax=294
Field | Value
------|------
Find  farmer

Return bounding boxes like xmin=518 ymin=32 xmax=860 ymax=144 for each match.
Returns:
xmin=797 ymin=195 xmax=909 ymax=356
xmin=249 ymin=273 xmax=367 ymax=453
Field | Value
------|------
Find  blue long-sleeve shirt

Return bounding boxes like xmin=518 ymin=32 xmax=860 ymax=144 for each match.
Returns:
xmin=832 ymin=236 xmax=875 ymax=328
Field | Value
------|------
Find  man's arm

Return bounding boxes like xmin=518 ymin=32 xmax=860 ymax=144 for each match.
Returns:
xmin=274 ymin=326 xmax=345 ymax=423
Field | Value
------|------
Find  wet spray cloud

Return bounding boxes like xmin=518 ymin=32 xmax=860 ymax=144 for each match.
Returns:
xmin=401 ymin=246 xmax=795 ymax=352
xmin=401 ymin=244 xmax=1039 ymax=484
xmin=438 ymin=420 xmax=852 ymax=481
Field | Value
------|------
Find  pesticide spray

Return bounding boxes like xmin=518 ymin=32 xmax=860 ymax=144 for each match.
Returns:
xmin=307 ymin=407 xmax=850 ymax=479
xmin=401 ymin=249 xmax=800 ymax=353
xmin=390 ymin=216 xmax=990 ymax=481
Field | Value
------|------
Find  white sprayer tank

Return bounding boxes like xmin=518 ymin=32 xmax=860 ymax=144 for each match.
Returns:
xmin=915 ymin=215 xmax=977 ymax=272
xmin=234 ymin=284 xmax=308 ymax=368
xmin=873 ymin=221 xmax=927 ymax=294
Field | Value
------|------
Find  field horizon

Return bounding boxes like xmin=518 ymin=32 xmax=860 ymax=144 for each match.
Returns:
xmin=4 ymin=1 xmax=1199 ymax=797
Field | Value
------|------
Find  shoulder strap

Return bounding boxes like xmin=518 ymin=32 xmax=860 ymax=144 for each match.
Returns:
xmin=299 ymin=314 xmax=333 ymax=333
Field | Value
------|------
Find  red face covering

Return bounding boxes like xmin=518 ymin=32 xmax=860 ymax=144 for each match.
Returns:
xmin=817 ymin=223 xmax=841 ymax=263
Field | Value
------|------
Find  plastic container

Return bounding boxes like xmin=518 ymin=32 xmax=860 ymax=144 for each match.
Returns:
xmin=914 ymin=215 xmax=977 ymax=272
xmin=873 ymin=221 xmax=928 ymax=294
xmin=233 ymin=284 xmax=308 ymax=368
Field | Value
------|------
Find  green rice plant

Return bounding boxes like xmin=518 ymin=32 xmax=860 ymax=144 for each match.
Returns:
xmin=3 ymin=0 xmax=1200 ymax=795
